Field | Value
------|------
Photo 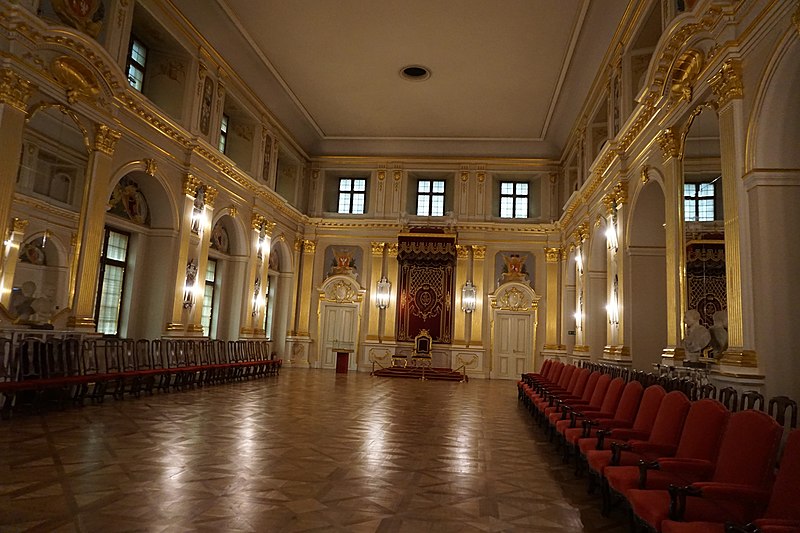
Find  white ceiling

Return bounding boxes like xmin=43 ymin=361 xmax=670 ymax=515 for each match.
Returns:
xmin=172 ymin=0 xmax=631 ymax=159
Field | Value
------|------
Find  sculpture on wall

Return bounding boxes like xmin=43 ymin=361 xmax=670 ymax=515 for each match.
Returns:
xmin=683 ymin=309 xmax=711 ymax=362
xmin=108 ymin=176 xmax=150 ymax=226
xmin=708 ymin=310 xmax=728 ymax=358
xmin=500 ymin=253 xmax=530 ymax=284
xmin=326 ymin=247 xmax=358 ymax=279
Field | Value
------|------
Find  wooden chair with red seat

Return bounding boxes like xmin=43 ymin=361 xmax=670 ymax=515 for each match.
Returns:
xmin=531 ymin=367 xmax=589 ymax=422
xmin=518 ymin=358 xmax=554 ymax=400
xmin=525 ymin=363 xmax=576 ymax=410
xmin=553 ymin=376 xmax=627 ymax=447
xmin=659 ymin=429 xmax=800 ymax=533
xmin=576 ymin=384 xmax=666 ymax=479
xmin=546 ymin=373 xmax=613 ymax=437
xmin=520 ymin=360 xmax=564 ymax=408
xmin=627 ymin=409 xmax=784 ymax=533
xmin=537 ymin=369 xmax=600 ymax=425
xmin=561 ymin=379 xmax=644 ymax=463
xmin=601 ymin=398 xmax=729 ymax=516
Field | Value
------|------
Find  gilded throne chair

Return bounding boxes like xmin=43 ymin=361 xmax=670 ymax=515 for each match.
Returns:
xmin=410 ymin=330 xmax=433 ymax=368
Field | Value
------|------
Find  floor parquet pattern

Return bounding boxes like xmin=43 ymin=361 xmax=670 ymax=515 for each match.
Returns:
xmin=0 ymin=369 xmax=627 ymax=532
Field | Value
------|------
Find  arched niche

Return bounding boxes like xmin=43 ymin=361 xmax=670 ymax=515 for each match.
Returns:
xmin=316 ymin=275 xmax=365 ymax=371
xmin=488 ymin=281 xmax=541 ymax=379
xmin=626 ymin=177 xmax=667 ymax=370
xmin=7 ymin=233 xmax=70 ymax=325
xmin=266 ymin=234 xmax=295 ymax=357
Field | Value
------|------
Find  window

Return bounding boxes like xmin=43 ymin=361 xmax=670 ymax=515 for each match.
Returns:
xmin=264 ymin=275 xmax=276 ymax=340
xmin=337 ymin=178 xmax=366 ymax=214
xmin=499 ymin=181 xmax=529 ymax=218
xmin=95 ymin=228 xmax=129 ymax=335
xmin=126 ymin=37 xmax=147 ymax=92
xmin=416 ymin=179 xmax=445 ymax=216
xmin=200 ymin=259 xmax=217 ymax=338
xmin=684 ymin=182 xmax=716 ymax=222
xmin=218 ymin=114 xmax=230 ymax=154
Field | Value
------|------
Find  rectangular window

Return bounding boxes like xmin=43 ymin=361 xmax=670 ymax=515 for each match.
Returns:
xmin=219 ymin=114 xmax=230 ymax=154
xmin=126 ymin=37 xmax=147 ymax=92
xmin=264 ymin=275 xmax=276 ymax=340
xmin=337 ymin=178 xmax=366 ymax=214
xmin=200 ymin=259 xmax=217 ymax=338
xmin=416 ymin=179 xmax=445 ymax=216
xmin=95 ymin=228 xmax=129 ymax=336
xmin=499 ymin=181 xmax=529 ymax=218
xmin=684 ymin=182 xmax=716 ymax=222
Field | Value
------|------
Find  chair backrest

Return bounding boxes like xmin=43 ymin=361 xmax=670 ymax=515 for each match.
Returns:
xmin=587 ymin=373 xmax=613 ymax=409
xmin=648 ymin=391 xmax=692 ymax=447
xmin=612 ymin=380 xmax=645 ymax=425
xmin=631 ymin=385 xmax=667 ymax=434
xmin=712 ymin=410 xmax=782 ymax=488
xmin=580 ymin=371 xmax=602 ymax=402
xmin=698 ymin=383 xmax=717 ymax=399
xmin=570 ymin=368 xmax=591 ymax=399
xmin=564 ymin=365 xmax=582 ymax=393
xmin=557 ymin=364 xmax=576 ymax=389
xmin=538 ymin=358 xmax=553 ymax=376
xmin=549 ymin=361 xmax=565 ymax=383
xmin=675 ymin=399 xmax=730 ymax=460
xmin=765 ymin=429 xmax=800 ymax=520
xmin=719 ymin=386 xmax=739 ymax=412
xmin=740 ymin=390 xmax=765 ymax=411
xmin=597 ymin=377 xmax=627 ymax=414
xmin=414 ymin=330 xmax=432 ymax=355
xmin=769 ymin=396 xmax=798 ymax=430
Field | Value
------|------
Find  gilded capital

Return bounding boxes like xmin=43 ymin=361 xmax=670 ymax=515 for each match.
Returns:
xmin=0 ymin=69 xmax=34 ymax=112
xmin=182 ymin=174 xmax=202 ymax=196
xmin=601 ymin=194 xmax=616 ymax=216
xmin=294 ymin=238 xmax=303 ymax=252
xmin=710 ymin=59 xmax=743 ymax=108
xmin=204 ymin=185 xmax=218 ymax=208
xmin=472 ymin=245 xmax=486 ymax=260
xmin=459 ymin=171 xmax=469 ymax=183
xmin=311 ymin=169 xmax=320 ymax=180
xmin=377 ymin=170 xmax=386 ymax=181
xmin=263 ymin=221 xmax=276 ymax=237
xmin=11 ymin=217 xmax=29 ymax=233
xmin=393 ymin=170 xmax=402 ymax=181
xmin=477 ymin=171 xmax=486 ymax=183
xmin=456 ymin=244 xmax=470 ymax=259
xmin=545 ymin=247 xmax=562 ymax=263
xmin=387 ymin=243 xmax=399 ymax=257
xmin=302 ymin=239 xmax=316 ymax=254
xmin=613 ymin=181 xmax=628 ymax=205
xmin=370 ymin=242 xmax=386 ymax=256
xmin=251 ymin=213 xmax=267 ymax=231
xmin=657 ymin=127 xmax=682 ymax=159
xmin=93 ymin=124 xmax=122 ymax=155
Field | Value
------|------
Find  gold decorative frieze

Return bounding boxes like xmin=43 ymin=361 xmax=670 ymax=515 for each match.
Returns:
xmin=472 ymin=245 xmax=486 ymax=260
xmin=204 ymin=185 xmax=218 ymax=208
xmin=0 ymin=69 xmax=33 ymax=112
xmin=657 ymin=127 xmax=682 ymax=159
xmin=456 ymin=244 xmax=469 ymax=259
xmin=544 ymin=247 xmax=561 ymax=263
xmin=183 ymin=174 xmax=202 ymax=196
xmin=92 ymin=124 xmax=121 ymax=155
xmin=710 ymin=59 xmax=743 ymax=108
xmin=302 ymin=240 xmax=316 ymax=253
xmin=370 ymin=242 xmax=385 ymax=256
xmin=11 ymin=217 xmax=29 ymax=233
xmin=144 ymin=158 xmax=157 ymax=176
xmin=387 ymin=243 xmax=399 ymax=257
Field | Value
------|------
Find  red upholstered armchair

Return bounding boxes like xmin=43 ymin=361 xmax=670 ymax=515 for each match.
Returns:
xmin=627 ymin=409 xmax=784 ymax=532
xmin=546 ymin=372 xmax=612 ymax=433
xmin=602 ymin=398 xmax=729 ymax=516
xmin=539 ymin=370 xmax=600 ymax=424
xmin=552 ymin=376 xmax=625 ymax=441
xmin=660 ymin=429 xmax=800 ymax=533
xmin=527 ymin=365 xmax=582 ymax=415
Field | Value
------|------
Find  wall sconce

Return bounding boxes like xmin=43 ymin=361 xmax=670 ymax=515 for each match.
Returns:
xmin=606 ymin=294 xmax=620 ymax=326
xmin=191 ymin=206 xmax=205 ymax=235
xmin=606 ymin=221 xmax=618 ymax=251
xmin=461 ymin=280 xmax=477 ymax=313
xmin=575 ymin=250 xmax=584 ymax=274
xmin=375 ymin=276 xmax=391 ymax=309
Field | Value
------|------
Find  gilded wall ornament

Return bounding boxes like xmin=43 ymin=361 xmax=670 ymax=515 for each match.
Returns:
xmin=545 ymin=247 xmax=561 ymax=263
xmin=51 ymin=56 xmax=100 ymax=103
xmin=387 ymin=243 xmax=399 ymax=257
xmin=472 ymin=245 xmax=486 ymax=260
xmin=302 ymin=240 xmax=316 ymax=254
xmin=710 ymin=59 xmax=744 ymax=108
xmin=370 ymin=242 xmax=385 ymax=256
xmin=11 ymin=217 xmax=29 ymax=234
xmin=460 ymin=171 xmax=469 ymax=182
xmin=143 ymin=158 xmax=157 ymax=176
xmin=640 ymin=164 xmax=651 ymax=184
xmin=456 ymin=244 xmax=469 ymax=259
xmin=669 ymin=49 xmax=704 ymax=102
xmin=204 ymin=185 xmax=218 ymax=208
xmin=377 ymin=170 xmax=386 ymax=181
xmin=602 ymin=194 xmax=616 ymax=215
xmin=657 ymin=127 xmax=682 ymax=159
xmin=51 ymin=0 xmax=105 ymax=38
xmin=393 ymin=170 xmax=402 ymax=181
xmin=251 ymin=213 xmax=267 ymax=231
xmin=498 ymin=287 xmax=529 ymax=311
xmin=477 ymin=171 xmax=486 ymax=183
xmin=613 ymin=181 xmax=628 ymax=205
xmin=182 ymin=174 xmax=202 ymax=196
xmin=92 ymin=124 xmax=121 ymax=155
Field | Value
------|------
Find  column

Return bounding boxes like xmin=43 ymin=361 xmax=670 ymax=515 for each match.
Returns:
xmin=0 ymin=218 xmax=29 ymax=308
xmin=68 ymin=124 xmax=122 ymax=330
xmin=453 ymin=244 xmax=470 ymax=345
xmin=572 ymin=224 xmax=590 ymax=355
xmin=0 ymin=70 xmax=33 ymax=281
xmin=384 ymin=243 xmax=399 ymax=340
xmin=711 ymin=60 xmax=756 ymax=367
xmin=239 ymin=213 xmax=273 ymax=337
xmin=471 ymin=245 xmax=486 ymax=347
xmin=542 ymin=247 xmax=563 ymax=351
xmin=295 ymin=239 xmax=316 ymax=337
xmin=657 ymin=128 xmax=686 ymax=360
xmin=367 ymin=242 xmax=385 ymax=341
xmin=186 ymin=185 xmax=218 ymax=334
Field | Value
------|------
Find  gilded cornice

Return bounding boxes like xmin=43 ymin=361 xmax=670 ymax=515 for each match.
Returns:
xmin=13 ymin=193 xmax=80 ymax=220
xmin=709 ymin=59 xmax=743 ymax=108
xmin=370 ymin=242 xmax=385 ymax=256
xmin=0 ymin=68 xmax=34 ymax=111
xmin=544 ymin=247 xmax=562 ymax=263
xmin=472 ymin=245 xmax=486 ymax=260
xmin=183 ymin=173 xmax=202 ymax=196
xmin=93 ymin=123 xmax=121 ymax=155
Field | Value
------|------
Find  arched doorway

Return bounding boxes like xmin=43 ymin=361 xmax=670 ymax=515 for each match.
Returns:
xmin=317 ymin=275 xmax=365 ymax=370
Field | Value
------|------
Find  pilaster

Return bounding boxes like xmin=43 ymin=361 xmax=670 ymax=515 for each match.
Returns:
xmin=367 ymin=241 xmax=385 ymax=341
xmin=542 ymin=247 xmax=563 ymax=351
xmin=453 ymin=244 xmax=470 ymax=344
xmin=295 ymin=239 xmax=316 ymax=336
xmin=384 ymin=243 xmax=399 ymax=340
xmin=471 ymin=245 xmax=486 ymax=347
xmin=0 ymin=218 xmax=29 ymax=309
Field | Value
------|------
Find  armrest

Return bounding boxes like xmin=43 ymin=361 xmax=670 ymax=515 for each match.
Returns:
xmin=610 ymin=441 xmax=633 ymax=465
xmin=605 ymin=428 xmax=650 ymax=441
xmin=656 ymin=458 xmax=715 ymax=481
xmin=692 ymin=482 xmax=770 ymax=507
xmin=627 ymin=441 xmax=678 ymax=458
xmin=637 ymin=459 xmax=661 ymax=488
xmin=668 ymin=484 xmax=703 ymax=520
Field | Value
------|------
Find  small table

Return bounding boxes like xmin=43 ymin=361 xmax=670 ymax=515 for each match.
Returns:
xmin=334 ymin=349 xmax=353 ymax=373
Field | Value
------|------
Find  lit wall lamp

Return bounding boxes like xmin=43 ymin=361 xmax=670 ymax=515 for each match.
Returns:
xmin=461 ymin=280 xmax=477 ymax=313
xmin=375 ymin=276 xmax=391 ymax=309
xmin=606 ymin=221 xmax=618 ymax=251
xmin=606 ymin=295 xmax=620 ymax=326
xmin=191 ymin=206 xmax=205 ymax=235
xmin=575 ymin=250 xmax=584 ymax=274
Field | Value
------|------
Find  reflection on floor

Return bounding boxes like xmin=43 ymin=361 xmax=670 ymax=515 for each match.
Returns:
xmin=0 ymin=368 xmax=627 ymax=532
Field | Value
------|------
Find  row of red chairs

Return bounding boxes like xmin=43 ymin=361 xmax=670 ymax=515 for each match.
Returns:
xmin=518 ymin=360 xmax=799 ymax=533
xmin=0 ymin=336 xmax=281 ymax=418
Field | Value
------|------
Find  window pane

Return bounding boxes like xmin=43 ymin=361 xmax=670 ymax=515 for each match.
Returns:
xmin=418 ymin=180 xmax=430 ymax=193
xmin=432 ymin=180 xmax=445 ymax=193
xmin=516 ymin=182 xmax=529 ymax=195
xmin=699 ymin=183 xmax=714 ymax=197
xmin=417 ymin=195 xmax=430 ymax=216
xmin=352 ymin=193 xmax=365 ymax=214
xmin=698 ymin=199 xmax=714 ymax=221
xmin=131 ymin=40 xmax=147 ymax=65
xmin=340 ymin=178 xmax=351 ymax=191
xmin=515 ymin=197 xmax=528 ymax=218
xmin=684 ymin=183 xmax=696 ymax=197
xmin=200 ymin=284 xmax=214 ymax=337
xmin=501 ymin=182 xmax=513 ymax=195
xmin=97 ymin=265 xmax=124 ymax=335
xmin=338 ymin=192 xmax=351 ymax=214
xmin=106 ymin=231 xmax=128 ymax=262
xmin=353 ymin=179 xmax=366 ymax=192
xmin=431 ymin=195 xmax=444 ymax=216
xmin=500 ymin=197 xmax=513 ymax=218
xmin=127 ymin=66 xmax=144 ymax=91
xmin=220 ymin=115 xmax=229 ymax=133
xmin=205 ymin=259 xmax=216 ymax=282
xmin=684 ymin=199 xmax=696 ymax=221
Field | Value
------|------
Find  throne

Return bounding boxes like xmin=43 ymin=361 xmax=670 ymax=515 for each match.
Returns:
xmin=411 ymin=329 xmax=433 ymax=368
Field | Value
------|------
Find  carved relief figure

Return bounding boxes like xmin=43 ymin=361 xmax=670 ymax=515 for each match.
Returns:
xmin=328 ymin=247 xmax=356 ymax=278
xmin=683 ymin=309 xmax=711 ymax=362
xmin=108 ymin=176 xmax=150 ymax=226
xmin=501 ymin=253 xmax=529 ymax=284
xmin=708 ymin=310 xmax=728 ymax=358
xmin=199 ymin=77 xmax=214 ymax=136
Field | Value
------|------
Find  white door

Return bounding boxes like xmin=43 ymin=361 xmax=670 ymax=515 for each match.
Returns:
xmin=493 ymin=312 xmax=532 ymax=379
xmin=320 ymin=304 xmax=358 ymax=369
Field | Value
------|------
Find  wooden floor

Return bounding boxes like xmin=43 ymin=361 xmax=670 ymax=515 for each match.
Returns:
xmin=0 ymin=369 xmax=627 ymax=532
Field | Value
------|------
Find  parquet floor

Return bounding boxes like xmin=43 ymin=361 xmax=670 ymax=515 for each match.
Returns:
xmin=0 ymin=369 xmax=628 ymax=532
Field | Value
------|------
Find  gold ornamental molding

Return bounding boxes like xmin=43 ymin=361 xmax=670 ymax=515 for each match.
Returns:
xmin=456 ymin=244 xmax=470 ymax=259
xmin=251 ymin=213 xmax=267 ymax=231
xmin=377 ymin=170 xmax=386 ymax=181
xmin=204 ymin=185 xmax=218 ymax=208
xmin=657 ymin=127 xmax=683 ymax=159
xmin=187 ymin=324 xmax=205 ymax=333
xmin=387 ymin=243 xmax=399 ymax=257
xmin=669 ymin=49 xmax=704 ymax=102
xmin=370 ymin=242 xmax=385 ymax=256
xmin=182 ymin=173 xmax=202 ymax=196
xmin=143 ymin=158 xmax=157 ymax=176
xmin=719 ymin=349 xmax=758 ymax=367
xmin=472 ymin=245 xmax=486 ymax=260
xmin=709 ymin=59 xmax=743 ymax=108
xmin=11 ymin=217 xmax=29 ymax=233
xmin=613 ymin=181 xmax=628 ymax=206
xmin=602 ymin=194 xmax=616 ymax=216
xmin=640 ymin=164 xmax=651 ymax=184
xmin=544 ymin=247 xmax=562 ymax=263
xmin=0 ymin=69 xmax=34 ymax=112
xmin=67 ymin=316 xmax=96 ymax=328
xmin=92 ymin=124 xmax=121 ymax=155
xmin=51 ymin=56 xmax=100 ymax=103
xmin=302 ymin=239 xmax=316 ymax=254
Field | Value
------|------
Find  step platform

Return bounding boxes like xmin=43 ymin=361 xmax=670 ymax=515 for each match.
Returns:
xmin=372 ymin=366 xmax=468 ymax=382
